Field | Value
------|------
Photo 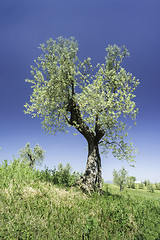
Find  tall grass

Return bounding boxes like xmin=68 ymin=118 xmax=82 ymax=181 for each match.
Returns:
xmin=0 ymin=159 xmax=160 ymax=239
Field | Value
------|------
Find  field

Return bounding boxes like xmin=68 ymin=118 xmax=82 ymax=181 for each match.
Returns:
xmin=0 ymin=159 xmax=160 ymax=239
xmin=108 ymin=184 xmax=160 ymax=201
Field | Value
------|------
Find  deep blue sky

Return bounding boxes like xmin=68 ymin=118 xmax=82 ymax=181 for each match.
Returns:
xmin=0 ymin=0 xmax=160 ymax=182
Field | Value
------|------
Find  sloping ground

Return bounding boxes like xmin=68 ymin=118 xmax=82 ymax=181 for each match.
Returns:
xmin=0 ymin=160 xmax=160 ymax=239
xmin=1 ymin=180 xmax=160 ymax=239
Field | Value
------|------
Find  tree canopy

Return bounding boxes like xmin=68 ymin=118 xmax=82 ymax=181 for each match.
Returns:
xmin=25 ymin=37 xmax=139 ymax=161
xmin=19 ymin=143 xmax=45 ymax=168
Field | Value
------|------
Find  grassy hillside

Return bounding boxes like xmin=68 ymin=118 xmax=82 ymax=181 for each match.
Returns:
xmin=0 ymin=159 xmax=160 ymax=239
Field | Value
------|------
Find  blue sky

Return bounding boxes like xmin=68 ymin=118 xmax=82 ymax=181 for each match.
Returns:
xmin=0 ymin=0 xmax=160 ymax=182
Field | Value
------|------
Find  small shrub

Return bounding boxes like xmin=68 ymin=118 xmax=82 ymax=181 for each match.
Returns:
xmin=138 ymin=182 xmax=144 ymax=189
xmin=147 ymin=184 xmax=155 ymax=193
xmin=39 ymin=167 xmax=57 ymax=183
xmin=0 ymin=158 xmax=40 ymax=188
xmin=39 ymin=163 xmax=81 ymax=187
xmin=54 ymin=163 xmax=81 ymax=187
xmin=127 ymin=177 xmax=136 ymax=189
xmin=144 ymin=179 xmax=151 ymax=187
xmin=155 ymin=183 xmax=160 ymax=190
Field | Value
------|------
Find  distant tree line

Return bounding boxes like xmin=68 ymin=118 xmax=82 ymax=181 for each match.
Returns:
xmin=113 ymin=167 xmax=159 ymax=193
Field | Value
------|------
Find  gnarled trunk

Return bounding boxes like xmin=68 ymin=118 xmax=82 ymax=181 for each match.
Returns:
xmin=77 ymin=139 xmax=102 ymax=193
xmin=66 ymin=99 xmax=104 ymax=193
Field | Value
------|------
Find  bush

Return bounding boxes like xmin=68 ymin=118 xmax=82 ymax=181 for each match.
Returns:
xmin=127 ymin=176 xmax=136 ymax=189
xmin=138 ymin=182 xmax=144 ymax=189
xmin=54 ymin=163 xmax=81 ymax=187
xmin=0 ymin=159 xmax=80 ymax=189
xmin=155 ymin=183 xmax=160 ymax=190
xmin=0 ymin=158 xmax=40 ymax=188
xmin=147 ymin=184 xmax=155 ymax=193
xmin=39 ymin=163 xmax=81 ymax=187
xmin=144 ymin=180 xmax=151 ymax=187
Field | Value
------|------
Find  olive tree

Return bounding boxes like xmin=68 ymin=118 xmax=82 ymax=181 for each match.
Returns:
xmin=127 ymin=176 xmax=136 ymax=189
xmin=113 ymin=167 xmax=128 ymax=191
xmin=24 ymin=37 xmax=139 ymax=192
xmin=19 ymin=143 xmax=45 ymax=168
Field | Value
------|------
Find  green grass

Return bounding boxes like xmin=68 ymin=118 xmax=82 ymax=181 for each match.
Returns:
xmin=0 ymin=159 xmax=160 ymax=239
xmin=108 ymin=184 xmax=160 ymax=200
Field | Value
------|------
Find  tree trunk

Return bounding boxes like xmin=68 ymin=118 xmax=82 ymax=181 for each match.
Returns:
xmin=77 ymin=139 xmax=102 ymax=193
xmin=66 ymin=99 xmax=104 ymax=193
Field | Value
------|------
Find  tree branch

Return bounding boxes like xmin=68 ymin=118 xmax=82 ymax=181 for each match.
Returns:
xmin=106 ymin=140 xmax=125 ymax=153
xmin=27 ymin=153 xmax=35 ymax=168
xmin=95 ymin=114 xmax=105 ymax=144
xmin=66 ymin=98 xmax=94 ymax=142
xmin=64 ymin=114 xmax=70 ymax=124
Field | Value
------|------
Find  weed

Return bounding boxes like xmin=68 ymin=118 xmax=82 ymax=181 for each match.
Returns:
xmin=0 ymin=159 xmax=160 ymax=239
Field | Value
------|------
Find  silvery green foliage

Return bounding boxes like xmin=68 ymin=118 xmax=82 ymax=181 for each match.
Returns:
xmin=127 ymin=176 xmax=136 ymax=189
xmin=113 ymin=167 xmax=128 ymax=191
xmin=19 ymin=143 xmax=45 ymax=168
xmin=24 ymin=37 xmax=139 ymax=163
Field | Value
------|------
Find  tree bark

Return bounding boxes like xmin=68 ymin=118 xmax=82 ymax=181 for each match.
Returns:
xmin=27 ymin=153 xmax=35 ymax=168
xmin=66 ymin=98 xmax=104 ymax=193
xmin=77 ymin=139 xmax=102 ymax=193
